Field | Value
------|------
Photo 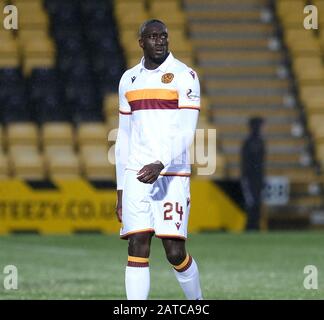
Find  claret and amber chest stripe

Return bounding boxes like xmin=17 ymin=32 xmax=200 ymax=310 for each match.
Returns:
xmin=125 ymin=89 xmax=179 ymax=111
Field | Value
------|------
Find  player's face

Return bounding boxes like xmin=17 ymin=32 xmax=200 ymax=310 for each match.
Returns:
xmin=139 ymin=23 xmax=169 ymax=64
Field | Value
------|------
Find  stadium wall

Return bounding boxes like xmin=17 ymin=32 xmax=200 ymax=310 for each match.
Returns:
xmin=0 ymin=179 xmax=246 ymax=235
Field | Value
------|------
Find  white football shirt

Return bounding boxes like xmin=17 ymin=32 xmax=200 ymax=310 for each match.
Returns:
xmin=115 ymin=52 xmax=200 ymax=189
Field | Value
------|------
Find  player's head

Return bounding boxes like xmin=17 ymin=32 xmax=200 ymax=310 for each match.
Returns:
xmin=249 ymin=117 xmax=264 ymax=135
xmin=139 ymin=19 xmax=169 ymax=65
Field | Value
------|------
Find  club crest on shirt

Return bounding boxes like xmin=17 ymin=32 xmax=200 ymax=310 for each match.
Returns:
xmin=161 ymin=73 xmax=174 ymax=84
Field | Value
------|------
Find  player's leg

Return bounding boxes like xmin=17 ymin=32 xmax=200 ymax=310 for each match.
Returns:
xmin=162 ymin=238 xmax=203 ymax=300
xmin=121 ymin=170 xmax=155 ymax=300
xmin=125 ymin=232 xmax=153 ymax=300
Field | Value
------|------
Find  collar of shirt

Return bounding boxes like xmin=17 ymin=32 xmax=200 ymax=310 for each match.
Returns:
xmin=140 ymin=52 xmax=174 ymax=73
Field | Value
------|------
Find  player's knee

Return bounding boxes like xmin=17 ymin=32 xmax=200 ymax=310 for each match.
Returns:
xmin=128 ymin=234 xmax=151 ymax=257
xmin=165 ymin=247 xmax=186 ymax=266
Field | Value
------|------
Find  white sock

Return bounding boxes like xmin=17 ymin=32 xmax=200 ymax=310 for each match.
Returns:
xmin=173 ymin=255 xmax=203 ymax=300
xmin=125 ymin=256 xmax=150 ymax=300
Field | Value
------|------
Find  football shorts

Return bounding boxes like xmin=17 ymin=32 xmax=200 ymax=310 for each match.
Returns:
xmin=120 ymin=169 xmax=191 ymax=240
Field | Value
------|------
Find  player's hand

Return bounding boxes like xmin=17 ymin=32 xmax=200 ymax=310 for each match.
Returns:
xmin=116 ymin=190 xmax=123 ymax=222
xmin=137 ymin=161 xmax=164 ymax=184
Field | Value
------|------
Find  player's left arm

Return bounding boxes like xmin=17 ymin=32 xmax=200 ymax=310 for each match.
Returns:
xmin=137 ymin=69 xmax=200 ymax=184
xmin=159 ymin=68 xmax=200 ymax=167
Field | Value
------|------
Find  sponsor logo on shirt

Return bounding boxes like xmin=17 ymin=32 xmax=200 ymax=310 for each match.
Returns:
xmin=186 ymin=89 xmax=200 ymax=101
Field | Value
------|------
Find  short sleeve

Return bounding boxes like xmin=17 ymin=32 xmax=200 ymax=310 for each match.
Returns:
xmin=118 ymin=72 xmax=132 ymax=114
xmin=177 ymin=69 xmax=200 ymax=111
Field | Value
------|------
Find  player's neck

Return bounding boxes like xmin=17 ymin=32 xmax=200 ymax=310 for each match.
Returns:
xmin=144 ymin=53 xmax=169 ymax=70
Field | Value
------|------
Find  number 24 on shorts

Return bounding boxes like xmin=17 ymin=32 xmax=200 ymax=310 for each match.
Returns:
xmin=163 ymin=202 xmax=183 ymax=221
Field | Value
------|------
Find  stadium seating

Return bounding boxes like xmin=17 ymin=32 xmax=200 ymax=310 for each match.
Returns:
xmin=0 ymin=153 xmax=9 ymax=179
xmin=46 ymin=152 xmax=80 ymax=179
xmin=0 ymin=0 xmax=129 ymax=182
xmin=7 ymin=144 xmax=45 ymax=179
xmin=80 ymin=145 xmax=115 ymax=180
xmin=41 ymin=122 xmax=74 ymax=147
xmin=6 ymin=123 xmax=39 ymax=147
xmin=77 ymin=123 xmax=109 ymax=148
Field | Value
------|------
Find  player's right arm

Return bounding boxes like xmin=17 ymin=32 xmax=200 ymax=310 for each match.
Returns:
xmin=115 ymin=72 xmax=132 ymax=222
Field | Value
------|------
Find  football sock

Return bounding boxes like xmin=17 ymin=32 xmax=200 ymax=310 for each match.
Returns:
xmin=173 ymin=254 xmax=203 ymax=300
xmin=125 ymin=256 xmax=150 ymax=300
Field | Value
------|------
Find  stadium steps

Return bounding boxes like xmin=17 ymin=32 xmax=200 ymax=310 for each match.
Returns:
xmin=227 ymin=166 xmax=316 ymax=182
xmin=201 ymin=66 xmax=285 ymax=80
xmin=215 ymin=122 xmax=296 ymax=137
xmin=184 ymin=0 xmax=319 ymax=227
xmin=226 ymin=154 xmax=309 ymax=169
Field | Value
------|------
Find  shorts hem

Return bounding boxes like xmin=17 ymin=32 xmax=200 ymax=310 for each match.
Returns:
xmin=155 ymin=234 xmax=187 ymax=240
xmin=120 ymin=228 xmax=155 ymax=240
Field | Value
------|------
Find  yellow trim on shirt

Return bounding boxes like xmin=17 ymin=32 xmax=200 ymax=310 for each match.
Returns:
xmin=126 ymin=89 xmax=179 ymax=102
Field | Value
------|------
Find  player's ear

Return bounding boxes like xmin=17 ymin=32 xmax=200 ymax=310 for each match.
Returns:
xmin=139 ymin=38 xmax=144 ymax=49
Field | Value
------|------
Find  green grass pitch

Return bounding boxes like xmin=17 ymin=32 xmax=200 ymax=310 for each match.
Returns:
xmin=0 ymin=232 xmax=323 ymax=300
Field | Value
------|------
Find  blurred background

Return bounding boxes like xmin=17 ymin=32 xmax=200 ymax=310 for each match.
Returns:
xmin=0 ymin=0 xmax=324 ymax=233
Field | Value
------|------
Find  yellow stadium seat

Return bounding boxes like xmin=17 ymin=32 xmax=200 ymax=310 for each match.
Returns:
xmin=11 ymin=0 xmax=43 ymax=9
xmin=0 ymin=56 xmax=19 ymax=67
xmin=8 ymin=145 xmax=39 ymax=158
xmin=300 ymin=85 xmax=324 ymax=109
xmin=313 ymin=1 xmax=324 ymax=22
xmin=44 ymin=145 xmax=75 ymax=158
xmin=77 ymin=123 xmax=109 ymax=147
xmin=120 ymin=29 xmax=139 ymax=49
xmin=150 ymin=1 xmax=180 ymax=12
xmin=318 ymin=29 xmax=324 ymax=50
xmin=308 ymin=114 xmax=324 ymax=137
xmin=104 ymin=93 xmax=120 ymax=125
xmin=18 ymin=10 xmax=49 ymax=30
xmin=7 ymin=144 xmax=45 ymax=179
xmin=285 ymin=28 xmax=315 ymax=42
xmin=22 ymin=38 xmax=55 ymax=58
xmin=277 ymin=0 xmax=306 ymax=26
xmin=313 ymin=126 xmax=324 ymax=141
xmin=0 ymin=38 xmax=19 ymax=58
xmin=126 ymin=55 xmax=142 ymax=68
xmin=123 ymin=45 xmax=143 ymax=61
xmin=47 ymin=152 xmax=81 ymax=179
xmin=6 ymin=122 xmax=39 ymax=147
xmin=115 ymin=1 xmax=145 ymax=16
xmin=293 ymin=57 xmax=324 ymax=83
xmin=18 ymin=29 xmax=49 ymax=43
xmin=151 ymin=12 xmax=186 ymax=29
xmin=168 ymin=29 xmax=193 ymax=56
xmin=23 ymin=56 xmax=55 ymax=76
xmin=42 ymin=122 xmax=74 ymax=147
xmin=117 ymin=11 xmax=149 ymax=29
xmin=0 ymin=153 xmax=9 ymax=179
xmin=80 ymin=145 xmax=115 ymax=180
xmin=0 ymin=30 xmax=14 ymax=41
xmin=104 ymin=93 xmax=119 ymax=117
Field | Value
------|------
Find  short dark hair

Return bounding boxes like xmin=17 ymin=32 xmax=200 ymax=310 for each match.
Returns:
xmin=139 ymin=19 xmax=166 ymax=37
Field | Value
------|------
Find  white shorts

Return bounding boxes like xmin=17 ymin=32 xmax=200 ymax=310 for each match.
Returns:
xmin=120 ymin=169 xmax=191 ymax=240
